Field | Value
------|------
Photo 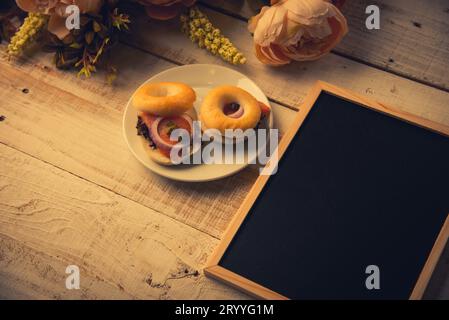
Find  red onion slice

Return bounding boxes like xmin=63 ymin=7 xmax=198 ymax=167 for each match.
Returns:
xmin=227 ymin=105 xmax=244 ymax=118
xmin=149 ymin=117 xmax=173 ymax=154
xmin=181 ymin=114 xmax=193 ymax=134
xmin=149 ymin=115 xmax=193 ymax=156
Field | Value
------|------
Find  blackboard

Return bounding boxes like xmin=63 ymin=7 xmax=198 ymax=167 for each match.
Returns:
xmin=205 ymin=82 xmax=449 ymax=300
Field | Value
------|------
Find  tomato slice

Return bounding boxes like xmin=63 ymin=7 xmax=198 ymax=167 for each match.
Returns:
xmin=258 ymin=102 xmax=271 ymax=118
xmin=158 ymin=116 xmax=192 ymax=145
xmin=140 ymin=112 xmax=158 ymax=128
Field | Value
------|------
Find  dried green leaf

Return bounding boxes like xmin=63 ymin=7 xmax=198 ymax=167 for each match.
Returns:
xmin=69 ymin=42 xmax=82 ymax=49
xmin=93 ymin=21 xmax=101 ymax=32
xmin=85 ymin=31 xmax=94 ymax=44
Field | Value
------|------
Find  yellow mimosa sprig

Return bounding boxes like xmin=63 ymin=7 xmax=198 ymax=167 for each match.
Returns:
xmin=181 ymin=7 xmax=246 ymax=65
xmin=7 ymin=13 xmax=47 ymax=57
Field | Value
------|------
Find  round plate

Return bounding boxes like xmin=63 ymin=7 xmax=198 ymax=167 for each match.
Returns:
xmin=123 ymin=64 xmax=273 ymax=182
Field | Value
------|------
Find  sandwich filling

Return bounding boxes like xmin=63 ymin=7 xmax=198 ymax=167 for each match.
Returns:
xmin=136 ymin=102 xmax=270 ymax=158
xmin=137 ymin=112 xmax=193 ymax=158
xmin=223 ymin=101 xmax=271 ymax=120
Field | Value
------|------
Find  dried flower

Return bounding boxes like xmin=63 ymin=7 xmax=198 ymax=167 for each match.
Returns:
xmin=248 ymin=0 xmax=348 ymax=65
xmin=7 ymin=13 xmax=47 ymax=57
xmin=16 ymin=0 xmax=104 ymax=39
xmin=42 ymin=2 xmax=130 ymax=81
xmin=139 ymin=0 xmax=195 ymax=20
xmin=111 ymin=7 xmax=130 ymax=30
xmin=0 ymin=0 xmax=25 ymax=43
xmin=181 ymin=7 xmax=246 ymax=65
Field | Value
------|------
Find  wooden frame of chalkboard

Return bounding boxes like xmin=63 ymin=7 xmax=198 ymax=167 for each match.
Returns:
xmin=204 ymin=81 xmax=449 ymax=300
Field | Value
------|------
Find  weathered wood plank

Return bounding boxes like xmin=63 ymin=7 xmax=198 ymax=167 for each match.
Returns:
xmin=0 ymin=143 xmax=247 ymax=299
xmin=124 ymin=6 xmax=449 ymax=126
xmin=0 ymin=57 xmax=294 ymax=239
xmin=0 ymin=140 xmax=446 ymax=299
xmin=201 ymin=0 xmax=449 ymax=92
xmin=337 ymin=0 xmax=449 ymax=92
xmin=0 ymin=2 xmax=448 ymax=299
xmin=0 ymin=43 xmax=174 ymax=112
xmin=0 ymin=233 xmax=134 ymax=299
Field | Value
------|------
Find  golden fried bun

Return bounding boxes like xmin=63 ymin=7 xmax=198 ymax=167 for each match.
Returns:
xmin=132 ymin=82 xmax=196 ymax=117
xmin=199 ymin=86 xmax=261 ymax=134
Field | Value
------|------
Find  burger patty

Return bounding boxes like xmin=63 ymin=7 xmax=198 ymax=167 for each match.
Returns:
xmin=136 ymin=116 xmax=156 ymax=149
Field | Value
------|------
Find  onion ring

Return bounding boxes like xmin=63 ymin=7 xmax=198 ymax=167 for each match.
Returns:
xmin=148 ymin=114 xmax=194 ymax=157
xmin=226 ymin=104 xmax=244 ymax=118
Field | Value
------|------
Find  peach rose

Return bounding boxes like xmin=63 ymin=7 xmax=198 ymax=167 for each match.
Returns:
xmin=271 ymin=0 xmax=346 ymax=7
xmin=138 ymin=0 xmax=196 ymax=20
xmin=248 ymin=0 xmax=348 ymax=66
xmin=16 ymin=0 xmax=103 ymax=39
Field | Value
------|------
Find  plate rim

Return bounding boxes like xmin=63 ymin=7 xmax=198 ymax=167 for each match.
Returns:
xmin=122 ymin=64 xmax=273 ymax=182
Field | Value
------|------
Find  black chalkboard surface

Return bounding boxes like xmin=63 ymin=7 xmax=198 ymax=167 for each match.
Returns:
xmin=205 ymin=82 xmax=449 ymax=300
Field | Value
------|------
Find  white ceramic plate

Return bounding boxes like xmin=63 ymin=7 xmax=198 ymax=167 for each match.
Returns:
xmin=123 ymin=64 xmax=273 ymax=182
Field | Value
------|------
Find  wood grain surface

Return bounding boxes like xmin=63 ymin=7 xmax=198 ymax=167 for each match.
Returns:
xmin=0 ymin=143 xmax=249 ymax=299
xmin=201 ymin=0 xmax=449 ymax=92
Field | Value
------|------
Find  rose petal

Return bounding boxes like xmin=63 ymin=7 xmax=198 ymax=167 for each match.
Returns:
xmin=327 ymin=0 xmax=345 ymax=9
xmin=255 ymin=44 xmax=276 ymax=65
xmin=284 ymin=0 xmax=331 ymax=25
xmin=16 ymin=0 xmax=59 ymax=13
xmin=267 ymin=44 xmax=291 ymax=63
xmin=253 ymin=5 xmax=287 ymax=47
xmin=258 ymin=44 xmax=290 ymax=66
xmin=317 ymin=14 xmax=348 ymax=52
xmin=48 ymin=14 xmax=70 ymax=40
xmin=144 ymin=2 xmax=182 ymax=20
xmin=74 ymin=0 xmax=103 ymax=14
xmin=140 ymin=0 xmax=179 ymax=5
xmin=139 ymin=0 xmax=195 ymax=19
xmin=181 ymin=0 xmax=196 ymax=6
xmin=248 ymin=6 xmax=270 ymax=33
xmin=282 ymin=13 xmax=347 ymax=61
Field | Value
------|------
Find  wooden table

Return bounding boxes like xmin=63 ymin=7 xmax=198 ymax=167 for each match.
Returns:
xmin=0 ymin=0 xmax=448 ymax=299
